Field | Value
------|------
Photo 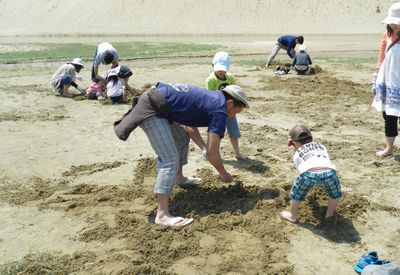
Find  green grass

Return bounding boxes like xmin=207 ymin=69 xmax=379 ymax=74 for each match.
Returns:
xmin=315 ymin=57 xmax=375 ymax=65
xmin=0 ymin=252 xmax=71 ymax=275
xmin=0 ymin=42 xmax=222 ymax=64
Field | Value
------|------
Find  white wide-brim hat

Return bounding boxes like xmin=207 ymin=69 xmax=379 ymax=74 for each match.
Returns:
xmin=383 ymin=3 xmax=400 ymax=25
xmin=71 ymin=58 xmax=84 ymax=67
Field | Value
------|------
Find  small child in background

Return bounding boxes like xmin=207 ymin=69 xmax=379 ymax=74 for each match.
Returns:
xmin=106 ymin=69 xmax=124 ymax=104
xmin=281 ymin=124 xmax=342 ymax=224
xmin=292 ymin=45 xmax=312 ymax=75
xmin=86 ymin=76 xmax=106 ymax=100
xmin=186 ymin=51 xmax=246 ymax=160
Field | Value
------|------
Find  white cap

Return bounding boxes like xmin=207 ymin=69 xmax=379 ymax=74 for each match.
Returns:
xmin=383 ymin=2 xmax=400 ymax=25
xmin=299 ymin=45 xmax=307 ymax=52
xmin=212 ymin=51 xmax=231 ymax=72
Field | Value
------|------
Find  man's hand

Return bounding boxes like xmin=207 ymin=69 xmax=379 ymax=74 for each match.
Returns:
xmin=219 ymin=171 xmax=233 ymax=183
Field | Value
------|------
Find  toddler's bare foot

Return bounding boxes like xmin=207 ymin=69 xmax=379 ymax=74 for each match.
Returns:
xmin=280 ymin=211 xmax=297 ymax=223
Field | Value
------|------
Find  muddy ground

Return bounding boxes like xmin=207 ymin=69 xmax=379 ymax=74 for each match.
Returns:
xmin=0 ymin=37 xmax=399 ymax=274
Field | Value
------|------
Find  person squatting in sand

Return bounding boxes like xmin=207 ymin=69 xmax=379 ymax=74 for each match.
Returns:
xmin=292 ymin=44 xmax=312 ymax=75
xmin=106 ymin=69 xmax=125 ymax=104
xmin=114 ymin=82 xmax=249 ymax=227
xmin=281 ymin=124 xmax=342 ymax=223
xmin=186 ymin=51 xmax=246 ymax=160
xmin=371 ymin=2 xmax=400 ymax=157
xmin=86 ymin=76 xmax=106 ymax=100
xmin=50 ymin=58 xmax=85 ymax=98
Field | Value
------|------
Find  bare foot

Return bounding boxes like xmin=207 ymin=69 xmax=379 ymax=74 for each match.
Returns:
xmin=235 ymin=153 xmax=247 ymax=160
xmin=155 ymin=216 xmax=194 ymax=227
xmin=280 ymin=211 xmax=297 ymax=223
xmin=376 ymin=148 xmax=393 ymax=157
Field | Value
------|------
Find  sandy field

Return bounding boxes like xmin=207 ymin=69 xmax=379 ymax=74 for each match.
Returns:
xmin=0 ymin=32 xmax=399 ymax=274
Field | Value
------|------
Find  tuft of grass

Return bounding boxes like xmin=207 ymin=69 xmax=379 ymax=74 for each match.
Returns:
xmin=0 ymin=42 xmax=222 ymax=64
xmin=1 ymin=252 xmax=71 ymax=275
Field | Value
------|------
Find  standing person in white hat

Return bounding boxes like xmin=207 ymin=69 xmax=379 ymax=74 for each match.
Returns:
xmin=50 ymin=58 xmax=85 ymax=98
xmin=372 ymin=2 xmax=400 ymax=157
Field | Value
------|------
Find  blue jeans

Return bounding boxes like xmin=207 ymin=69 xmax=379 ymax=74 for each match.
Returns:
xmin=58 ymin=75 xmax=72 ymax=88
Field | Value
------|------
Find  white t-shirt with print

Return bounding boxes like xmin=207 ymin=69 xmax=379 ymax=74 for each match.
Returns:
xmin=293 ymin=141 xmax=336 ymax=175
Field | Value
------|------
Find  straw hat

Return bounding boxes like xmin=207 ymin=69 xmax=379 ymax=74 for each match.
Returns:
xmin=222 ymin=85 xmax=249 ymax=108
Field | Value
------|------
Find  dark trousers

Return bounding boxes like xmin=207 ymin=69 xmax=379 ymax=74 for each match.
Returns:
xmin=383 ymin=112 xmax=399 ymax=137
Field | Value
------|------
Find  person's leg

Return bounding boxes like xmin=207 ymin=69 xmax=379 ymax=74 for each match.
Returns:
xmin=266 ymin=42 xmax=283 ymax=66
xmin=377 ymin=112 xmax=397 ymax=157
xmin=326 ymin=199 xmax=338 ymax=218
xmin=281 ymin=200 xmax=301 ymax=223
xmin=281 ymin=173 xmax=311 ymax=223
xmin=59 ymin=75 xmax=75 ymax=98
xmin=320 ymin=170 xmax=342 ymax=218
xmin=140 ymin=116 xmax=192 ymax=226
xmin=226 ymin=116 xmax=245 ymax=159
xmin=110 ymin=95 xmax=123 ymax=104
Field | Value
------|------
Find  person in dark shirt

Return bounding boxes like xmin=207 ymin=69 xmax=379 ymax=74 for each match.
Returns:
xmin=292 ymin=45 xmax=312 ymax=75
xmin=114 ymin=82 xmax=249 ymax=227
xmin=266 ymin=35 xmax=304 ymax=67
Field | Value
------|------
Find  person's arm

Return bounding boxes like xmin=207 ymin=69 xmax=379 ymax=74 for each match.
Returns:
xmin=121 ymin=78 xmax=136 ymax=94
xmin=292 ymin=55 xmax=297 ymax=66
xmin=207 ymin=132 xmax=233 ymax=182
xmin=206 ymin=76 xmax=215 ymax=90
xmin=376 ymin=32 xmax=387 ymax=72
xmin=186 ymin=127 xmax=206 ymax=149
xmin=70 ymin=81 xmax=84 ymax=93
xmin=92 ymin=59 xmax=100 ymax=81
xmin=287 ymin=39 xmax=296 ymax=58
xmin=307 ymin=54 xmax=312 ymax=65
xmin=111 ymin=60 xmax=119 ymax=69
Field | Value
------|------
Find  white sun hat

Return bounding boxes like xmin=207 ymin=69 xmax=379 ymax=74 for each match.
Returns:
xmin=70 ymin=58 xmax=84 ymax=67
xmin=299 ymin=45 xmax=307 ymax=52
xmin=212 ymin=51 xmax=232 ymax=72
xmin=383 ymin=2 xmax=400 ymax=25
